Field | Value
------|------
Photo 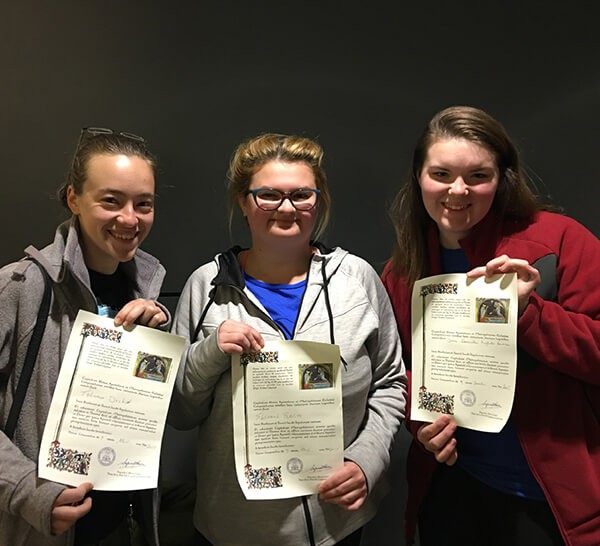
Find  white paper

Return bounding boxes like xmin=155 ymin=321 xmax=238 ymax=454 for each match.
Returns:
xmin=38 ymin=310 xmax=185 ymax=490
xmin=232 ymin=340 xmax=344 ymax=500
xmin=411 ymin=273 xmax=517 ymax=432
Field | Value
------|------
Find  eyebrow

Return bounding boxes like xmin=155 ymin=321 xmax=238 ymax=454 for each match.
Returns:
xmin=427 ymin=164 xmax=496 ymax=172
xmin=253 ymin=186 xmax=316 ymax=190
xmin=97 ymin=188 xmax=156 ymax=198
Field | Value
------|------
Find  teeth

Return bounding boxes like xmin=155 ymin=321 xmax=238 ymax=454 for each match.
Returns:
xmin=111 ymin=232 xmax=137 ymax=240
xmin=445 ymin=203 xmax=468 ymax=211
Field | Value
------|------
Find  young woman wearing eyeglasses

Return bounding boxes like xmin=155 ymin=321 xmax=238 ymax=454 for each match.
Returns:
xmin=0 ymin=129 xmax=168 ymax=546
xmin=169 ymin=133 xmax=407 ymax=546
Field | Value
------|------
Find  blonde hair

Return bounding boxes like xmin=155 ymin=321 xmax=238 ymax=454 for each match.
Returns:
xmin=227 ymin=133 xmax=331 ymax=240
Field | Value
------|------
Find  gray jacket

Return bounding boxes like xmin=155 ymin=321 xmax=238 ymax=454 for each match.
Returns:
xmin=0 ymin=218 xmax=166 ymax=546
xmin=170 ymin=245 xmax=407 ymax=546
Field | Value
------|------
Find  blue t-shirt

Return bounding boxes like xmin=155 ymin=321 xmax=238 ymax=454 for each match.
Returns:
xmin=243 ymin=273 xmax=306 ymax=340
xmin=440 ymin=247 xmax=545 ymax=500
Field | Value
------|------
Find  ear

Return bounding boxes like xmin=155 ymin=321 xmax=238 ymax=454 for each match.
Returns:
xmin=66 ymin=185 xmax=80 ymax=215
xmin=238 ymin=193 xmax=250 ymax=216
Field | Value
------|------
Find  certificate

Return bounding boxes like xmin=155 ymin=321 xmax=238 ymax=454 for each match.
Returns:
xmin=232 ymin=340 xmax=344 ymax=500
xmin=411 ymin=273 xmax=517 ymax=432
xmin=38 ymin=310 xmax=185 ymax=490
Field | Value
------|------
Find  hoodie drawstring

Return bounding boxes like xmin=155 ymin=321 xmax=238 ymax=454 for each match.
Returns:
xmin=191 ymin=289 xmax=216 ymax=342
xmin=321 ymin=259 xmax=348 ymax=370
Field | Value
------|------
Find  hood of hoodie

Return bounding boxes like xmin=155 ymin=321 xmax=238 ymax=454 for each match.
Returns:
xmin=209 ymin=242 xmax=345 ymax=290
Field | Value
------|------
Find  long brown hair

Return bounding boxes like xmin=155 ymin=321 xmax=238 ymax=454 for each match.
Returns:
xmin=389 ymin=105 xmax=545 ymax=283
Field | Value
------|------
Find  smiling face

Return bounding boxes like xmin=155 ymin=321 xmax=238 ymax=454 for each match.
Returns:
xmin=419 ymin=138 xmax=499 ymax=248
xmin=239 ymin=160 xmax=318 ymax=251
xmin=67 ymin=153 xmax=155 ymax=273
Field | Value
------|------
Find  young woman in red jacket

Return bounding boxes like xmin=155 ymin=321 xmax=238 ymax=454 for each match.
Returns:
xmin=382 ymin=105 xmax=600 ymax=546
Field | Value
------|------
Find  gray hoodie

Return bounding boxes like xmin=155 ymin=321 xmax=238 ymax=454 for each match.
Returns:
xmin=170 ymin=245 xmax=407 ymax=546
xmin=0 ymin=218 xmax=165 ymax=546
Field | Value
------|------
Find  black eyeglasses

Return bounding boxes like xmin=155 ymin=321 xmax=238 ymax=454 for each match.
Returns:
xmin=246 ymin=188 xmax=321 ymax=211
xmin=76 ymin=127 xmax=146 ymax=150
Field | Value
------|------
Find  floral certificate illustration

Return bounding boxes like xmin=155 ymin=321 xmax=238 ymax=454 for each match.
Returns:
xmin=232 ymin=340 xmax=344 ymax=500
xmin=39 ymin=310 xmax=185 ymax=490
xmin=411 ymin=273 xmax=517 ymax=432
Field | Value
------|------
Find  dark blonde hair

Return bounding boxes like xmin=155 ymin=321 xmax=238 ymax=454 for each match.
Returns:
xmin=227 ymin=133 xmax=331 ymax=240
xmin=57 ymin=130 xmax=157 ymax=209
xmin=389 ymin=105 xmax=544 ymax=283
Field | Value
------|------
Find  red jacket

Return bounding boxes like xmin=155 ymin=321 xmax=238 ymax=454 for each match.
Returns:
xmin=382 ymin=211 xmax=600 ymax=546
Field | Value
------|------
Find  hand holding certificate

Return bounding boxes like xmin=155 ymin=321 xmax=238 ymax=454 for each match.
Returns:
xmin=411 ymin=273 xmax=517 ymax=432
xmin=231 ymin=340 xmax=344 ymax=500
xmin=38 ymin=310 xmax=185 ymax=490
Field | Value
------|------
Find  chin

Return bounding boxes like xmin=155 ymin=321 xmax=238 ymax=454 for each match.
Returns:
xmin=112 ymin=249 xmax=138 ymax=263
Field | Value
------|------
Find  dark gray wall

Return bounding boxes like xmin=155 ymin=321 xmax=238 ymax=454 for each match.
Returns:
xmin=2 ymin=3 xmax=598 ymax=545
xmin=2 ymin=2 xmax=598 ymax=292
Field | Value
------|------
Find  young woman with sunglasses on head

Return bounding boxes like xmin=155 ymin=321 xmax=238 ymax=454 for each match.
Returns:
xmin=382 ymin=106 xmax=600 ymax=546
xmin=0 ymin=128 xmax=168 ymax=546
xmin=169 ymin=133 xmax=407 ymax=546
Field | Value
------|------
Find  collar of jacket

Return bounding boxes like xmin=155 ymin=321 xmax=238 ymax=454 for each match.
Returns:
xmin=211 ymin=241 xmax=335 ymax=290
xmin=427 ymin=209 xmax=535 ymax=273
xmin=21 ymin=216 xmax=164 ymax=299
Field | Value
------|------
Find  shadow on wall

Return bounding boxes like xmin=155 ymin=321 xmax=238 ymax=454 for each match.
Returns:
xmin=159 ymin=425 xmax=199 ymax=546
xmin=361 ymin=426 xmax=413 ymax=546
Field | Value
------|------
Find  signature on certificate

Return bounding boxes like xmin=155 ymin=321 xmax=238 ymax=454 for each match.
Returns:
xmin=310 ymin=464 xmax=332 ymax=473
xmin=79 ymin=389 xmax=103 ymax=401
xmin=109 ymin=396 xmax=132 ymax=405
xmin=120 ymin=458 xmax=146 ymax=468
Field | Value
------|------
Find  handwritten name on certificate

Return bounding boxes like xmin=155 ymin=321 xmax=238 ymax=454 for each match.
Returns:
xmin=411 ymin=273 xmax=517 ymax=432
xmin=38 ymin=310 xmax=185 ymax=490
xmin=231 ymin=340 xmax=344 ymax=500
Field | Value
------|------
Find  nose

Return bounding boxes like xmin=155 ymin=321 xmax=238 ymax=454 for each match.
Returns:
xmin=118 ymin=203 xmax=139 ymax=226
xmin=278 ymin=196 xmax=296 ymax=212
xmin=449 ymin=176 xmax=468 ymax=195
